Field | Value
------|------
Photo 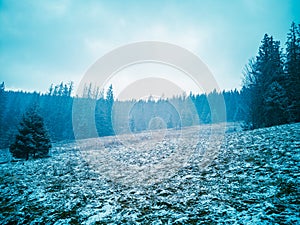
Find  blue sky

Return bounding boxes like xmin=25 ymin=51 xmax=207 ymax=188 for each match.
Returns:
xmin=0 ymin=0 xmax=299 ymax=95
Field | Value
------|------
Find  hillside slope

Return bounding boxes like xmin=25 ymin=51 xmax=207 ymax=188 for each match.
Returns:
xmin=0 ymin=123 xmax=299 ymax=224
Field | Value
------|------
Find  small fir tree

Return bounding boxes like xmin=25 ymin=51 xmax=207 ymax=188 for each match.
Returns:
xmin=10 ymin=105 xmax=51 ymax=160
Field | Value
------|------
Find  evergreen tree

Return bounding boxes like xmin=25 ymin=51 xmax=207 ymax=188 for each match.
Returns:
xmin=9 ymin=105 xmax=51 ymax=160
xmin=95 ymin=85 xmax=115 ymax=137
xmin=0 ymin=82 xmax=5 ymax=117
xmin=95 ymin=97 xmax=110 ymax=137
xmin=129 ymin=116 xmax=135 ymax=132
xmin=285 ymin=22 xmax=300 ymax=122
xmin=0 ymin=82 xmax=6 ymax=145
xmin=0 ymin=82 xmax=5 ymax=110
xmin=44 ymin=82 xmax=74 ymax=141
xmin=264 ymin=81 xmax=289 ymax=126
xmin=167 ymin=114 xmax=173 ymax=129
xmin=105 ymin=85 xmax=114 ymax=135
xmin=243 ymin=34 xmax=287 ymax=128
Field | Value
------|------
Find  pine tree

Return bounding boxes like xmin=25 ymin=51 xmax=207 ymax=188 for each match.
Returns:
xmin=285 ymin=22 xmax=300 ymax=122
xmin=9 ymin=105 xmax=51 ymax=160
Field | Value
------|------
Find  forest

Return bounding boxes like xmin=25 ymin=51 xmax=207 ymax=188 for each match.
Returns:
xmin=0 ymin=82 xmax=245 ymax=148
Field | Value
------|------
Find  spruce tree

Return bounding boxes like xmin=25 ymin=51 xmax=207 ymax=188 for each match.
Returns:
xmin=0 ymin=82 xmax=6 ymax=146
xmin=285 ymin=22 xmax=300 ymax=122
xmin=106 ymin=85 xmax=114 ymax=135
xmin=243 ymin=34 xmax=287 ymax=128
xmin=264 ymin=81 xmax=289 ymax=127
xmin=10 ymin=105 xmax=51 ymax=160
xmin=0 ymin=82 xmax=5 ymax=119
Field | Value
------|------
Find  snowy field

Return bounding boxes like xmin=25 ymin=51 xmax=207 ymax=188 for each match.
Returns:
xmin=0 ymin=123 xmax=299 ymax=224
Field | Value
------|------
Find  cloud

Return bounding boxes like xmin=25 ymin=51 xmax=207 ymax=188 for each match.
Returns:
xmin=1 ymin=0 xmax=299 ymax=94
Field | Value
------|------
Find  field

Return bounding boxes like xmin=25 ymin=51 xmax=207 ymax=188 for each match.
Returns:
xmin=0 ymin=123 xmax=299 ymax=224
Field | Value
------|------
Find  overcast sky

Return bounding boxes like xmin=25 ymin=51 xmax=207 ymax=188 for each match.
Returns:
xmin=0 ymin=0 xmax=299 ymax=96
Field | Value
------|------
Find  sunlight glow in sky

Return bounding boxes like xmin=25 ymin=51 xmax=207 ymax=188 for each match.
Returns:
xmin=0 ymin=0 xmax=299 ymax=95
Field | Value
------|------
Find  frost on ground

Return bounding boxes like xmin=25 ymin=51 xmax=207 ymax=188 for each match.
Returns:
xmin=0 ymin=123 xmax=299 ymax=224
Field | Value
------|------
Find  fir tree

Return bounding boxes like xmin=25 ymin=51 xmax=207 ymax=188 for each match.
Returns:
xmin=243 ymin=34 xmax=287 ymax=128
xmin=10 ymin=105 xmax=51 ymax=160
xmin=0 ymin=82 xmax=6 ymax=145
xmin=105 ymin=85 xmax=114 ymax=135
xmin=167 ymin=114 xmax=173 ymax=129
xmin=129 ymin=117 xmax=135 ymax=132
xmin=264 ymin=81 xmax=289 ymax=127
xmin=285 ymin=22 xmax=300 ymax=122
xmin=0 ymin=82 xmax=5 ymax=122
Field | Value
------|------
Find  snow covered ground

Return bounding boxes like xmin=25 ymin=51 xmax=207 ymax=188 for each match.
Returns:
xmin=0 ymin=123 xmax=299 ymax=224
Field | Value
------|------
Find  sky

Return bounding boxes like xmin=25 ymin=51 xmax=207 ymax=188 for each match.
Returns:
xmin=0 ymin=0 xmax=299 ymax=98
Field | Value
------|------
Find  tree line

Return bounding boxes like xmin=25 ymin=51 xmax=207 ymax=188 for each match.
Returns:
xmin=0 ymin=81 xmax=246 ymax=150
xmin=112 ymin=89 xmax=245 ymax=134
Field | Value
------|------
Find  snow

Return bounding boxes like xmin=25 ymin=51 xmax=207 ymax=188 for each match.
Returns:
xmin=0 ymin=122 xmax=299 ymax=224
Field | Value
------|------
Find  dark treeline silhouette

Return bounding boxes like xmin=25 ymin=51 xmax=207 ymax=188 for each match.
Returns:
xmin=112 ymin=89 xmax=245 ymax=135
xmin=243 ymin=22 xmax=300 ymax=129
xmin=0 ymin=81 xmax=246 ymax=147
